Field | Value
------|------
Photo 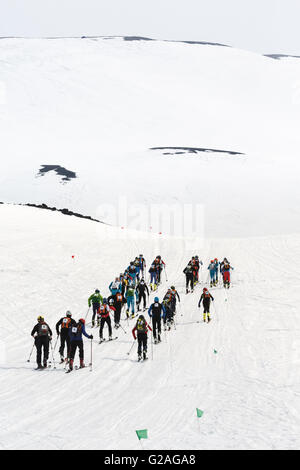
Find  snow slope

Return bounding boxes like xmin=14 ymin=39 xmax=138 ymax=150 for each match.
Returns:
xmin=0 ymin=37 xmax=300 ymax=237
xmin=0 ymin=204 xmax=300 ymax=450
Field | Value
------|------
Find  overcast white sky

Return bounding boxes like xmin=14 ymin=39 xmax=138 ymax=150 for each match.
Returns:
xmin=0 ymin=0 xmax=299 ymax=55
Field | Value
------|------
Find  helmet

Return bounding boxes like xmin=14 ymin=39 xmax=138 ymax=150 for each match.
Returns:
xmin=102 ymin=298 xmax=107 ymax=304
xmin=154 ymin=297 xmax=159 ymax=302
xmin=139 ymin=254 xmax=143 ymax=257
xmin=171 ymin=286 xmax=175 ymax=290
xmin=157 ymin=255 xmax=161 ymax=259
xmin=109 ymin=299 xmax=114 ymax=305
xmin=95 ymin=289 xmax=100 ymax=293
xmin=130 ymin=261 xmax=134 ymax=265
xmin=195 ymin=255 xmax=199 ymax=259
xmin=210 ymin=260 xmax=214 ymax=263
xmin=203 ymin=288 xmax=208 ymax=292
xmin=66 ymin=311 xmax=72 ymax=318
xmin=79 ymin=318 xmax=85 ymax=324
xmin=138 ymin=314 xmax=145 ymax=320
xmin=214 ymin=258 xmax=218 ymax=261
xmin=37 ymin=315 xmax=44 ymax=322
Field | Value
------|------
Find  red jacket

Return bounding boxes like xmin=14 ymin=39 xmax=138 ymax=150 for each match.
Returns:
xmin=97 ymin=304 xmax=115 ymax=319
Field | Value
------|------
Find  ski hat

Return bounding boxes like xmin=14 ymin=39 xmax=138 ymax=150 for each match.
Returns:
xmin=66 ymin=311 xmax=72 ymax=317
xmin=154 ymin=297 xmax=159 ymax=302
xmin=79 ymin=318 xmax=85 ymax=324
xmin=102 ymin=298 xmax=107 ymax=304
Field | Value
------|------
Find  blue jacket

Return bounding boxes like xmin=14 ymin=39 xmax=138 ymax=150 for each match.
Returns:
xmin=109 ymin=281 xmax=122 ymax=296
xmin=69 ymin=323 xmax=91 ymax=341
xmin=148 ymin=302 xmax=166 ymax=319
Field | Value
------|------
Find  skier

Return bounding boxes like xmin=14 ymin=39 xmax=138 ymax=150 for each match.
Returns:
xmin=111 ymin=291 xmax=126 ymax=328
xmin=149 ymin=263 xmax=158 ymax=291
xmin=98 ymin=298 xmax=115 ymax=342
xmin=125 ymin=281 xmax=136 ymax=319
xmin=132 ymin=314 xmax=152 ymax=361
xmin=194 ymin=256 xmax=203 ymax=283
xmin=221 ymin=260 xmax=234 ymax=288
xmin=136 ymin=278 xmax=149 ymax=311
xmin=68 ymin=318 xmax=93 ymax=371
xmin=148 ymin=297 xmax=166 ymax=343
xmin=183 ymin=263 xmax=194 ymax=293
xmin=214 ymin=258 xmax=220 ymax=284
xmin=137 ymin=254 xmax=146 ymax=278
xmin=207 ymin=260 xmax=217 ymax=287
xmin=56 ymin=311 xmax=77 ymax=363
xmin=198 ymin=288 xmax=214 ymax=323
xmin=88 ymin=289 xmax=103 ymax=327
xmin=170 ymin=286 xmax=180 ymax=313
xmin=162 ymin=296 xmax=174 ymax=330
xmin=127 ymin=261 xmax=139 ymax=282
xmin=31 ymin=316 xmax=53 ymax=369
xmin=152 ymin=256 xmax=165 ymax=284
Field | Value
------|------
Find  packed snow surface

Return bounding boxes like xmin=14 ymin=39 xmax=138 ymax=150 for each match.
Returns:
xmin=0 ymin=204 xmax=300 ymax=450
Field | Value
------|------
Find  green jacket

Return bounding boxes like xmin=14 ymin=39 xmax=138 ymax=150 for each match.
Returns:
xmin=88 ymin=293 xmax=103 ymax=307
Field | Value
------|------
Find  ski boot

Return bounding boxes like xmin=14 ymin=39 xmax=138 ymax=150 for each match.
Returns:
xmin=108 ymin=336 xmax=113 ymax=341
xmin=43 ymin=360 xmax=47 ymax=368
xmin=68 ymin=359 xmax=74 ymax=371
xmin=157 ymin=334 xmax=161 ymax=343
xmin=35 ymin=363 xmax=43 ymax=370
xmin=138 ymin=354 xmax=142 ymax=362
xmin=207 ymin=316 xmax=211 ymax=323
xmin=143 ymin=351 xmax=147 ymax=360
xmin=130 ymin=313 xmax=135 ymax=319
xmin=154 ymin=338 xmax=158 ymax=344
xmin=126 ymin=310 xmax=130 ymax=319
xmin=79 ymin=359 xmax=85 ymax=369
xmin=92 ymin=320 xmax=95 ymax=328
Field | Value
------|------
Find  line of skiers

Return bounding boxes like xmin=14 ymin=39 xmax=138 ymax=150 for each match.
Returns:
xmin=30 ymin=254 xmax=231 ymax=368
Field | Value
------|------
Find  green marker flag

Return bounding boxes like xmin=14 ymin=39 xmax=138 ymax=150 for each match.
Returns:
xmin=196 ymin=408 xmax=204 ymax=418
xmin=136 ymin=429 xmax=148 ymax=440
xmin=214 ymin=349 xmax=218 ymax=354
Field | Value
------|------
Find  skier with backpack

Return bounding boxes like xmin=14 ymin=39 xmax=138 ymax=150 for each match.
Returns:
xmin=207 ymin=260 xmax=217 ymax=287
xmin=221 ymin=259 xmax=234 ymax=288
xmin=183 ymin=263 xmax=194 ymax=293
xmin=68 ymin=318 xmax=93 ymax=371
xmin=149 ymin=263 xmax=158 ymax=291
xmin=109 ymin=277 xmax=122 ymax=296
xmin=111 ymin=291 xmax=126 ymax=328
xmin=148 ymin=297 xmax=166 ymax=343
xmin=132 ymin=314 xmax=152 ymax=361
xmin=198 ymin=288 xmax=214 ymax=323
xmin=136 ymin=278 xmax=149 ymax=311
xmin=56 ymin=311 xmax=77 ymax=363
xmin=152 ymin=255 xmax=165 ymax=284
xmin=31 ymin=316 xmax=53 ymax=369
xmin=88 ymin=289 xmax=103 ymax=327
xmin=125 ymin=280 xmax=137 ymax=319
xmin=98 ymin=298 xmax=115 ymax=342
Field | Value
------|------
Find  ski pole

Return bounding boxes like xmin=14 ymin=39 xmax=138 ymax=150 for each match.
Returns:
xmin=85 ymin=307 xmax=90 ymax=320
xmin=53 ymin=335 xmax=59 ymax=353
xmin=118 ymin=323 xmax=127 ymax=334
xmin=151 ymin=330 xmax=154 ymax=360
xmin=27 ymin=341 xmax=35 ymax=362
xmin=49 ymin=340 xmax=56 ymax=369
xmin=89 ymin=338 xmax=93 ymax=371
xmin=127 ymin=339 xmax=136 ymax=356
xmin=164 ymin=267 xmax=168 ymax=282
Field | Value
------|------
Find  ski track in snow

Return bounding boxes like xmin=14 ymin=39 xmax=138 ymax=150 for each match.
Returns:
xmin=0 ymin=205 xmax=300 ymax=449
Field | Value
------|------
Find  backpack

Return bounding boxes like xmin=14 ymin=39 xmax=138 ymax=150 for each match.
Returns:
xmin=115 ymin=292 xmax=123 ymax=303
xmin=136 ymin=317 xmax=147 ymax=333
xmin=38 ymin=322 xmax=49 ymax=336
xmin=61 ymin=317 xmax=72 ymax=329
xmin=71 ymin=322 xmax=82 ymax=337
